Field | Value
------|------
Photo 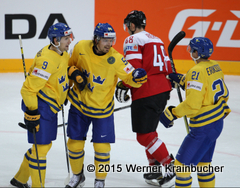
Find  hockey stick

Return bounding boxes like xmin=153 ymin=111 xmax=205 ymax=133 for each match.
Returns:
xmin=168 ymin=31 xmax=190 ymax=134
xmin=19 ymin=35 xmax=43 ymax=188
xmin=114 ymin=105 xmax=131 ymax=112
xmin=62 ymin=106 xmax=71 ymax=185
xmin=18 ymin=104 xmax=131 ymax=129
xmin=19 ymin=35 xmax=27 ymax=78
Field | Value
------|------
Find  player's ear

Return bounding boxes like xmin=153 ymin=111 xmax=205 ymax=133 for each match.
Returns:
xmin=130 ymin=22 xmax=135 ymax=30
xmin=53 ymin=38 xmax=59 ymax=46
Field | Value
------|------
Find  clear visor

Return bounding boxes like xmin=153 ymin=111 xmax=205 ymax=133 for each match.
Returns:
xmin=123 ymin=23 xmax=128 ymax=31
xmin=102 ymin=32 xmax=116 ymax=45
xmin=187 ymin=45 xmax=193 ymax=53
xmin=64 ymin=29 xmax=75 ymax=41
xmin=100 ymin=38 xmax=116 ymax=45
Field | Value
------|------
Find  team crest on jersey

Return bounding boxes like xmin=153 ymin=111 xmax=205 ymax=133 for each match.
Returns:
xmin=62 ymin=83 xmax=69 ymax=92
xmin=37 ymin=48 xmax=43 ymax=57
xmin=124 ymin=63 xmax=134 ymax=74
xmin=93 ymin=75 xmax=106 ymax=84
xmin=107 ymin=56 xmax=115 ymax=64
xmin=82 ymin=69 xmax=90 ymax=78
xmin=87 ymin=83 xmax=94 ymax=92
xmin=187 ymin=81 xmax=203 ymax=91
xmin=124 ymin=44 xmax=138 ymax=54
xmin=58 ymin=75 xmax=66 ymax=84
xmin=32 ymin=67 xmax=51 ymax=80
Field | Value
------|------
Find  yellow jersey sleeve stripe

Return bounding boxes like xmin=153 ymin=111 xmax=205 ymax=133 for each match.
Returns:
xmin=190 ymin=100 xmax=230 ymax=125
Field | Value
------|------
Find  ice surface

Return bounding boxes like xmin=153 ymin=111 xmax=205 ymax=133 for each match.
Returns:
xmin=0 ymin=73 xmax=239 ymax=187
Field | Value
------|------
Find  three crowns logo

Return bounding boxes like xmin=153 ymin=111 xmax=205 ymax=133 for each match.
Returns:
xmin=62 ymin=83 xmax=69 ymax=92
xmin=58 ymin=75 xmax=66 ymax=84
xmin=83 ymin=69 xmax=90 ymax=78
xmin=93 ymin=75 xmax=105 ymax=84
xmin=87 ymin=83 xmax=94 ymax=92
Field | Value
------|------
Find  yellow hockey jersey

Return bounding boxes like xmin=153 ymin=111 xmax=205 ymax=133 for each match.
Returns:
xmin=173 ymin=60 xmax=231 ymax=127
xmin=68 ymin=40 xmax=142 ymax=118
xmin=21 ymin=45 xmax=70 ymax=113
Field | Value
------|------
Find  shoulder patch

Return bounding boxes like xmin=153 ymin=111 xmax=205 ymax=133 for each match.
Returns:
xmin=32 ymin=67 xmax=51 ymax=80
xmin=124 ymin=63 xmax=134 ymax=74
xmin=187 ymin=81 xmax=203 ymax=91
xmin=107 ymin=56 xmax=115 ymax=64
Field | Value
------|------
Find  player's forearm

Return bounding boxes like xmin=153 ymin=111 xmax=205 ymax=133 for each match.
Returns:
xmin=21 ymin=94 xmax=38 ymax=111
xmin=124 ymin=75 xmax=142 ymax=88
xmin=173 ymin=100 xmax=200 ymax=118
xmin=21 ymin=85 xmax=38 ymax=111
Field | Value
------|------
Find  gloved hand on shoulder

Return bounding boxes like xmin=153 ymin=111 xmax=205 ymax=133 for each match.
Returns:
xmin=132 ymin=68 xmax=147 ymax=84
xmin=166 ymin=73 xmax=185 ymax=90
xmin=68 ymin=66 xmax=87 ymax=91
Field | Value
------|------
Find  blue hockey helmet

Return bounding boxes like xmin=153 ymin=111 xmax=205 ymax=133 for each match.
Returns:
xmin=48 ymin=22 xmax=74 ymax=43
xmin=94 ymin=23 xmax=116 ymax=41
xmin=187 ymin=37 xmax=214 ymax=59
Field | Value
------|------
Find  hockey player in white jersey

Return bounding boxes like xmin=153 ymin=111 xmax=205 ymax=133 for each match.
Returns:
xmin=115 ymin=10 xmax=175 ymax=187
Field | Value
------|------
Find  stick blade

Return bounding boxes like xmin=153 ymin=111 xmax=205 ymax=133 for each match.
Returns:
xmin=18 ymin=122 xmax=27 ymax=129
xmin=168 ymin=31 xmax=186 ymax=55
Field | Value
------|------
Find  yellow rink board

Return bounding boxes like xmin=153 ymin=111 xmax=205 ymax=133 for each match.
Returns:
xmin=0 ymin=59 xmax=240 ymax=75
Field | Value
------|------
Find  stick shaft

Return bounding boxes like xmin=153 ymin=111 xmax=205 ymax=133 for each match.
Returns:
xmin=114 ymin=105 xmax=131 ymax=112
xmin=18 ymin=35 xmax=43 ymax=187
xmin=18 ymin=35 xmax=27 ymax=78
xmin=33 ymin=129 xmax=43 ymax=188
xmin=62 ymin=107 xmax=70 ymax=173
xmin=168 ymin=31 xmax=190 ymax=134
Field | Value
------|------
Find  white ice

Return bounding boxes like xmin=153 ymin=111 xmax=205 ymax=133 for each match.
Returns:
xmin=0 ymin=73 xmax=240 ymax=187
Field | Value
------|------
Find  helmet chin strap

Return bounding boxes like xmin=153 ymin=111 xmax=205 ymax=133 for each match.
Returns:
xmin=191 ymin=53 xmax=200 ymax=64
xmin=51 ymin=41 xmax=63 ymax=54
xmin=94 ymin=37 xmax=105 ymax=54
xmin=128 ymin=23 xmax=136 ymax=35
xmin=129 ymin=28 xmax=136 ymax=35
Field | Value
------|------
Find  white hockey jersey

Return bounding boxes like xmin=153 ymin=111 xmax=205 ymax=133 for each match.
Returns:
xmin=123 ymin=31 xmax=173 ymax=101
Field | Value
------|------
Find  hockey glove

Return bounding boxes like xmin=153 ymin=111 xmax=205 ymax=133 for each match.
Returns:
xmin=166 ymin=73 xmax=185 ymax=90
xmin=115 ymin=81 xmax=130 ymax=103
xmin=159 ymin=106 xmax=177 ymax=128
xmin=68 ymin=66 xmax=87 ymax=91
xmin=132 ymin=68 xmax=147 ymax=84
xmin=24 ymin=109 xmax=40 ymax=133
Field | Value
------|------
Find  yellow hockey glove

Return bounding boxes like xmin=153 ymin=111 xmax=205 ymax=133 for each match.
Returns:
xmin=68 ymin=66 xmax=87 ymax=91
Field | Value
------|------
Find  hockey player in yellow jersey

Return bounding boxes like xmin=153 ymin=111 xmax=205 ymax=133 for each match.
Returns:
xmin=10 ymin=23 xmax=86 ymax=188
xmin=159 ymin=37 xmax=231 ymax=187
xmin=65 ymin=23 xmax=147 ymax=188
